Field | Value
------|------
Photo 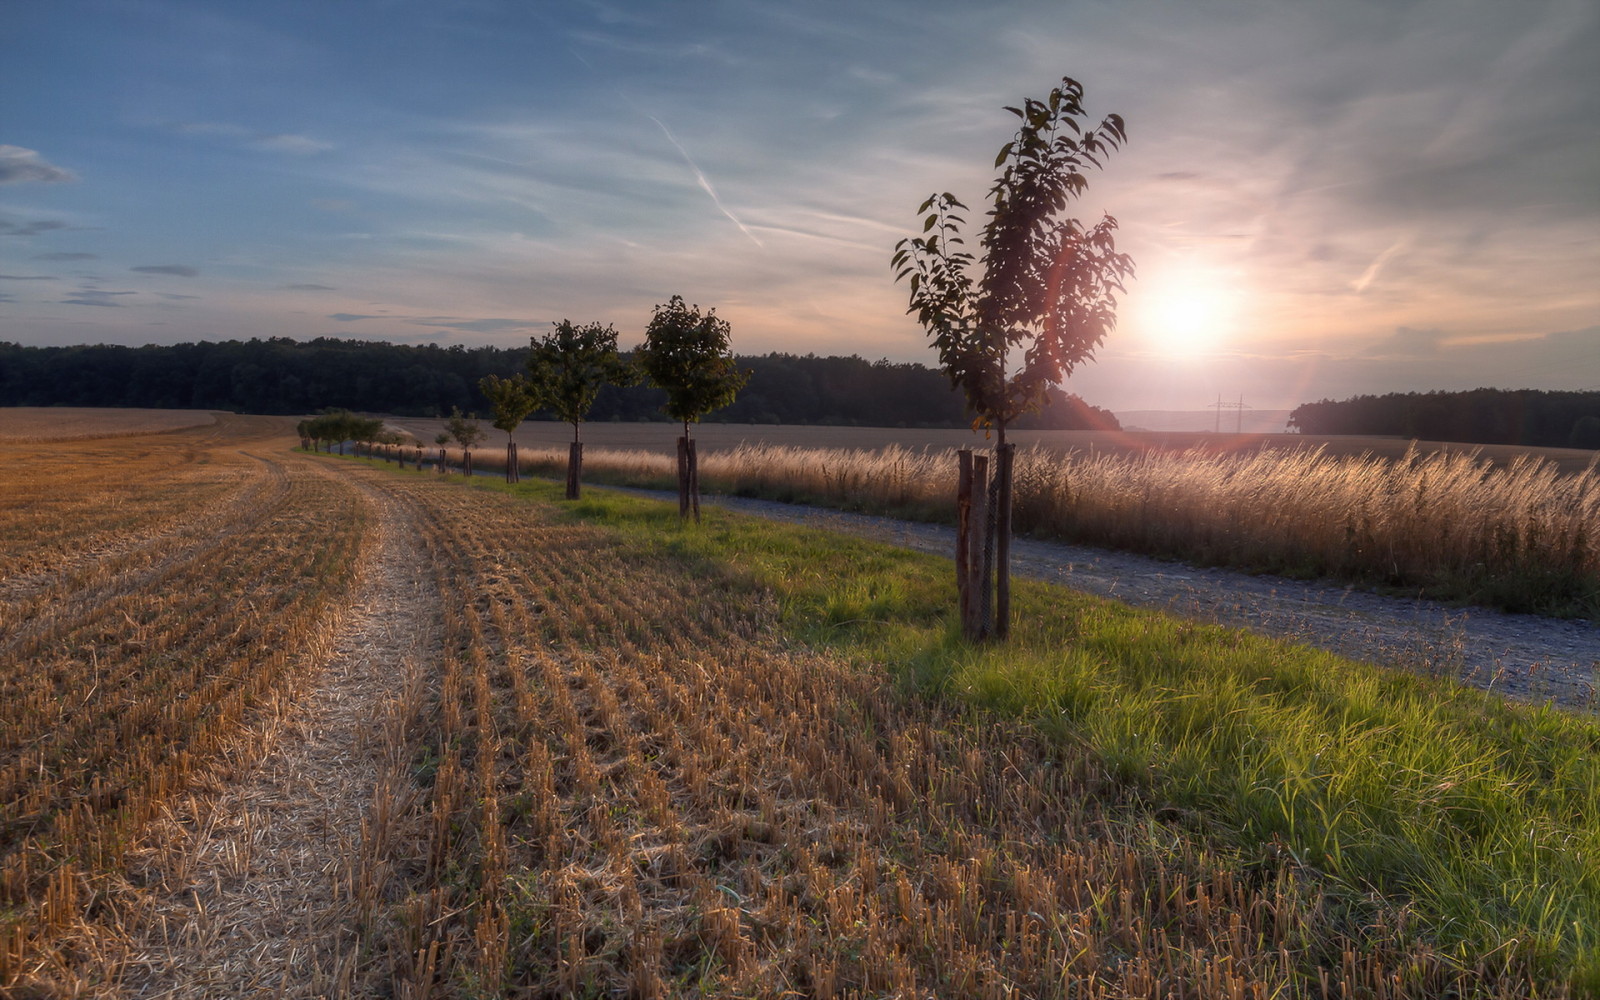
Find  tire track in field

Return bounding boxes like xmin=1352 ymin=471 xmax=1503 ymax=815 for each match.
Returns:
xmin=112 ymin=459 xmax=442 ymax=998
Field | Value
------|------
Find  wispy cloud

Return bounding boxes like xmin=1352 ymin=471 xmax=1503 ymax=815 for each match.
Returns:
xmin=168 ymin=121 xmax=330 ymax=155
xmin=284 ymin=283 xmax=336 ymax=290
xmin=0 ymin=145 xmax=76 ymax=184
xmin=329 ymin=312 xmax=382 ymax=321
xmin=61 ymin=290 xmax=136 ymax=307
xmin=0 ymin=219 xmax=69 ymax=237
xmin=410 ymin=317 xmax=542 ymax=334
xmin=0 ymin=273 xmax=59 ymax=281
xmin=33 ymin=251 xmax=97 ymax=261
xmin=131 ymin=264 xmax=199 ymax=277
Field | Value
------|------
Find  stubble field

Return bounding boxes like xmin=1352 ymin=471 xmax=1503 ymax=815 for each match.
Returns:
xmin=5 ymin=409 xmax=1598 ymax=997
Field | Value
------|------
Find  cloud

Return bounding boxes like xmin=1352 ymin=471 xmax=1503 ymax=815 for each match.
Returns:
xmin=0 ymin=145 xmax=76 ymax=184
xmin=253 ymin=133 xmax=333 ymax=155
xmin=169 ymin=121 xmax=330 ymax=156
xmin=131 ymin=265 xmax=199 ymax=277
xmin=0 ymin=219 xmax=69 ymax=237
xmin=283 ymin=283 xmax=336 ymax=290
xmin=157 ymin=293 xmax=201 ymax=300
xmin=330 ymin=312 xmax=382 ymax=321
xmin=1365 ymin=326 xmax=1445 ymax=357
xmin=32 ymin=251 xmax=97 ymax=261
xmin=0 ymin=274 xmax=59 ymax=281
xmin=409 ymin=317 xmax=542 ymax=334
xmin=61 ymin=290 xmax=136 ymax=307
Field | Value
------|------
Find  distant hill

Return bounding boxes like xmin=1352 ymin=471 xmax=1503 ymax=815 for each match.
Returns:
xmin=1117 ymin=409 xmax=1295 ymax=434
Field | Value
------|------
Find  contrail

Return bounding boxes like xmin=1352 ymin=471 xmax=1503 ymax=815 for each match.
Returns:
xmin=647 ymin=115 xmax=764 ymax=248
xmin=1351 ymin=238 xmax=1406 ymax=293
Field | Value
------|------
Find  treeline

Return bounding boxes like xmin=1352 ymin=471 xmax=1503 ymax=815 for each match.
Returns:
xmin=1289 ymin=389 xmax=1600 ymax=449
xmin=0 ymin=337 xmax=1120 ymax=430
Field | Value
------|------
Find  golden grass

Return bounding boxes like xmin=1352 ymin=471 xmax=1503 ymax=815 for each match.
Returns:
xmin=468 ymin=439 xmax=1600 ymax=614
xmin=0 ymin=419 xmax=371 ymax=987
xmin=0 ymin=407 xmax=218 ymax=442
xmin=364 ymin=468 xmax=1558 ymax=997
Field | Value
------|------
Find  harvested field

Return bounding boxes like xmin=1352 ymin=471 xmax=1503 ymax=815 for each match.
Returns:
xmin=0 ymin=416 xmax=371 ymax=987
xmin=5 ymin=414 xmax=1589 ymax=997
xmin=0 ymin=407 xmax=218 ymax=442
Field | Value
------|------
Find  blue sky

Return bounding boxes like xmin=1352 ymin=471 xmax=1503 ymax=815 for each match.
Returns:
xmin=3 ymin=0 xmax=1597 ymax=412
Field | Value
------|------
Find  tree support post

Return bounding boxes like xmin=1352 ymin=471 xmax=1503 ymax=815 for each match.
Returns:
xmin=994 ymin=443 xmax=1015 ymax=640
xmin=567 ymin=442 xmax=583 ymax=499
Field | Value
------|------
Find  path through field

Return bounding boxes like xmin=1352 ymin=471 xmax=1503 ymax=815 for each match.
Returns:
xmin=115 ymin=468 xmax=440 ymax=997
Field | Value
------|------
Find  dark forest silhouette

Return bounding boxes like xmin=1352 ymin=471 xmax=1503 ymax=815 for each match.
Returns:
xmin=0 ymin=338 xmax=1120 ymax=431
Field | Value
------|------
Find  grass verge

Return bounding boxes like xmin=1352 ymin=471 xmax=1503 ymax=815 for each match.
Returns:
xmin=351 ymin=456 xmax=1600 ymax=992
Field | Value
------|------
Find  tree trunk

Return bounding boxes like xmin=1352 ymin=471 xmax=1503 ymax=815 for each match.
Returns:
xmin=676 ymin=437 xmax=690 ymax=518
xmin=567 ymin=442 xmax=583 ymax=499
xmin=464 ymin=450 xmax=472 ymax=478
xmin=688 ymin=437 xmax=700 ymax=523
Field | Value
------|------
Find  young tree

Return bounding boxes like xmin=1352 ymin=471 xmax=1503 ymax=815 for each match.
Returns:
xmin=892 ymin=76 xmax=1134 ymax=640
xmin=636 ymin=295 xmax=749 ymax=520
xmin=478 ymin=373 xmax=537 ymax=483
xmin=444 ymin=407 xmax=486 ymax=477
xmin=524 ymin=320 xmax=637 ymax=498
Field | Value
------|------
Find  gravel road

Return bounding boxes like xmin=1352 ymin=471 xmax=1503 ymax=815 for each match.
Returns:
xmin=668 ymin=491 xmax=1600 ymax=712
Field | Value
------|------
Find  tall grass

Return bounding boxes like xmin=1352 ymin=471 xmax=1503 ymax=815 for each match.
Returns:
xmin=475 ymin=440 xmax=1600 ymax=616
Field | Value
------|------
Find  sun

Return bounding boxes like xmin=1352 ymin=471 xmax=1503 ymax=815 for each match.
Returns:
xmin=1134 ymin=269 xmax=1237 ymax=358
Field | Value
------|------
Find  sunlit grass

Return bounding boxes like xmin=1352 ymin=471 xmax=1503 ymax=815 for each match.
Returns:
xmin=470 ymin=471 xmax=1600 ymax=991
xmin=463 ymin=438 xmax=1600 ymax=616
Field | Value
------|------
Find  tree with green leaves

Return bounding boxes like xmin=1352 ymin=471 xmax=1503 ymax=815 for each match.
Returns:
xmin=443 ymin=406 xmax=486 ymax=477
xmin=524 ymin=320 xmax=638 ymax=498
xmin=479 ymin=373 xmax=538 ymax=483
xmin=892 ymin=76 xmax=1134 ymax=640
xmin=636 ymin=295 xmax=749 ymax=520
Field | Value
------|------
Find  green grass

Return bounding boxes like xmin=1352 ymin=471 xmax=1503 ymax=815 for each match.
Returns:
xmin=348 ymin=455 xmax=1600 ymax=992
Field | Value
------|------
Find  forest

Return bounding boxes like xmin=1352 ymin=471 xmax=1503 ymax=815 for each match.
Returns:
xmin=0 ymin=337 xmax=1120 ymax=431
xmin=1288 ymin=388 xmax=1600 ymax=449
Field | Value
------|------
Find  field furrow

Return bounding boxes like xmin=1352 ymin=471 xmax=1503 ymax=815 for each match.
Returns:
xmin=0 ymin=429 xmax=371 ymax=986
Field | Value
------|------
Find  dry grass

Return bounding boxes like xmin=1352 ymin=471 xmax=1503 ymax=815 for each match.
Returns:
xmin=473 ymin=439 xmax=1600 ymax=615
xmin=0 ymin=407 xmax=218 ymax=442
xmin=362 ymin=468 xmax=1557 ymax=997
xmin=0 ymin=418 xmax=371 ymax=989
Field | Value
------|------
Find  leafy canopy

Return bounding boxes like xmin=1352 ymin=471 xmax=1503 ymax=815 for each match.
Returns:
xmin=444 ymin=406 xmax=486 ymax=450
xmin=892 ymin=76 xmax=1134 ymax=433
xmin=524 ymin=320 xmax=637 ymax=431
xmin=636 ymin=295 xmax=749 ymax=429
xmin=478 ymin=373 xmax=538 ymax=438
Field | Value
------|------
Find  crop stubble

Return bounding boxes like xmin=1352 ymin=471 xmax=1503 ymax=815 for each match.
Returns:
xmin=380 ymin=470 xmax=1550 ymax=997
xmin=1 ymin=418 xmax=371 ymax=986
xmin=3 ymin=417 xmax=1569 ymax=997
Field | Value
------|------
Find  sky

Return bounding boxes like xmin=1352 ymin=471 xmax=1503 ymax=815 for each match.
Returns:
xmin=3 ymin=0 xmax=1597 ymax=414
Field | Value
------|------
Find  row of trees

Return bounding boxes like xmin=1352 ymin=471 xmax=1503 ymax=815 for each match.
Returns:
xmin=1288 ymin=389 xmax=1600 ymax=449
xmin=0 ymin=340 xmax=1118 ymax=431
xmin=471 ymin=296 xmax=746 ymax=515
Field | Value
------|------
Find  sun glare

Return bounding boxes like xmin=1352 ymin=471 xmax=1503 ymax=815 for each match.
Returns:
xmin=1134 ymin=269 xmax=1239 ymax=358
